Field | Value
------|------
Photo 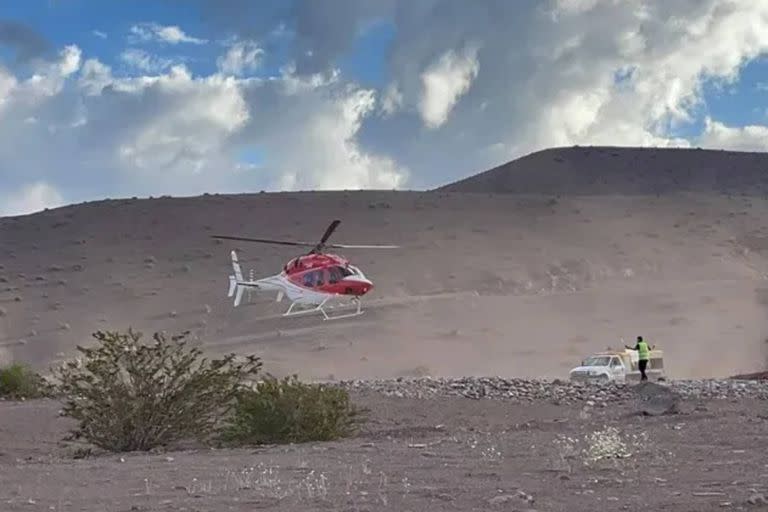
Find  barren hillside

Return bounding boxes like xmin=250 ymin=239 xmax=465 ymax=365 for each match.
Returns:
xmin=439 ymin=145 xmax=768 ymax=196
xmin=2 ymin=147 xmax=768 ymax=380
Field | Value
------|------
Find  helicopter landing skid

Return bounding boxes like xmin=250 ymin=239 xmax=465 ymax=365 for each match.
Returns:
xmin=283 ymin=296 xmax=364 ymax=321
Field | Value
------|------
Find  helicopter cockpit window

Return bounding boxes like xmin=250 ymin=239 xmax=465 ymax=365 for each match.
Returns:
xmin=301 ymin=269 xmax=324 ymax=287
xmin=302 ymin=270 xmax=319 ymax=287
xmin=328 ymin=266 xmax=343 ymax=284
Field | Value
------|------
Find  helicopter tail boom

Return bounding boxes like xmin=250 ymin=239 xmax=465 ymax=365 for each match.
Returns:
xmin=227 ymin=250 xmax=291 ymax=307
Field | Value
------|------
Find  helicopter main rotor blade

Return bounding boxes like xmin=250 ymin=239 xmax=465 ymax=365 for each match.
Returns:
xmin=210 ymin=235 xmax=316 ymax=247
xmin=318 ymin=219 xmax=341 ymax=245
xmin=306 ymin=219 xmax=342 ymax=254
xmin=212 ymin=219 xmax=399 ymax=252
xmin=328 ymin=243 xmax=400 ymax=249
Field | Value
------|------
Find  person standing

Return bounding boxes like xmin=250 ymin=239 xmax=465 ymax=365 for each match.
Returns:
xmin=625 ymin=335 xmax=654 ymax=381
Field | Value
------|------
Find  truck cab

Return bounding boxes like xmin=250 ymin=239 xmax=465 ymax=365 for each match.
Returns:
xmin=569 ymin=349 xmax=665 ymax=383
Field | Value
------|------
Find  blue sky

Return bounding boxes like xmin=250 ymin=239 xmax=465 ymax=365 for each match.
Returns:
xmin=704 ymin=57 xmax=768 ymax=126
xmin=1 ymin=1 xmax=395 ymax=85
xmin=2 ymin=1 xmax=768 ymax=215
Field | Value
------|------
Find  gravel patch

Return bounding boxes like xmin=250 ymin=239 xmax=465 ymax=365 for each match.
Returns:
xmin=334 ymin=376 xmax=768 ymax=403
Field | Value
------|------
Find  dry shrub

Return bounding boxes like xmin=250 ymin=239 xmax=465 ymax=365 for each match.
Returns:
xmin=52 ymin=329 xmax=262 ymax=452
xmin=0 ymin=363 xmax=48 ymax=399
xmin=220 ymin=375 xmax=366 ymax=446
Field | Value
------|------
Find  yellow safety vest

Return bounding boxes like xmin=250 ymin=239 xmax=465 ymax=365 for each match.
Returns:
xmin=637 ymin=341 xmax=650 ymax=360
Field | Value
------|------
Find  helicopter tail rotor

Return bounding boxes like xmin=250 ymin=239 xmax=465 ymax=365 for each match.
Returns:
xmin=228 ymin=250 xmax=247 ymax=306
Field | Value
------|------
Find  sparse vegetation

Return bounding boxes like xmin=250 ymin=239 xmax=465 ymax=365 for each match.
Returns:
xmin=220 ymin=374 xmax=366 ymax=446
xmin=48 ymin=328 xmax=364 ymax=452
xmin=52 ymin=328 xmax=263 ymax=452
xmin=553 ymin=426 xmax=649 ymax=471
xmin=0 ymin=362 xmax=49 ymax=399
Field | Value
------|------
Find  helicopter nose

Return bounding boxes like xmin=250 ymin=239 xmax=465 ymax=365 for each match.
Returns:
xmin=345 ymin=276 xmax=373 ymax=295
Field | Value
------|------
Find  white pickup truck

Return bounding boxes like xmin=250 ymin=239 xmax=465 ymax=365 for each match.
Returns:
xmin=568 ymin=349 xmax=665 ymax=383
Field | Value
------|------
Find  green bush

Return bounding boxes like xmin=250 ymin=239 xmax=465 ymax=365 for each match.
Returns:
xmin=52 ymin=329 xmax=262 ymax=452
xmin=220 ymin=374 xmax=366 ymax=445
xmin=0 ymin=363 xmax=48 ymax=399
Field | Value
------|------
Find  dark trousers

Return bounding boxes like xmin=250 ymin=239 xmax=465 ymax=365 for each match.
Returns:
xmin=638 ymin=359 xmax=648 ymax=381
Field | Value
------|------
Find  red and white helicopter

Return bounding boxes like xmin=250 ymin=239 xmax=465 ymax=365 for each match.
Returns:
xmin=212 ymin=220 xmax=399 ymax=320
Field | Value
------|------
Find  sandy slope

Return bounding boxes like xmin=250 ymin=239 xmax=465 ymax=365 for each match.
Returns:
xmin=2 ymin=147 xmax=768 ymax=380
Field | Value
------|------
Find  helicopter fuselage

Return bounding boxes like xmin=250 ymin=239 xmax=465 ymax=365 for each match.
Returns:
xmin=282 ymin=252 xmax=373 ymax=297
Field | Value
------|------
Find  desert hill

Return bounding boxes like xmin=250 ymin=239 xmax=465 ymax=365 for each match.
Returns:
xmin=438 ymin=145 xmax=768 ymax=196
xmin=2 ymin=146 xmax=768 ymax=381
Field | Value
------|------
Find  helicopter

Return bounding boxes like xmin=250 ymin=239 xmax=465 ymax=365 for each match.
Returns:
xmin=211 ymin=220 xmax=399 ymax=320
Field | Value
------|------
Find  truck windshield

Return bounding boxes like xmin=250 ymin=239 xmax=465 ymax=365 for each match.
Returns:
xmin=582 ymin=356 xmax=611 ymax=367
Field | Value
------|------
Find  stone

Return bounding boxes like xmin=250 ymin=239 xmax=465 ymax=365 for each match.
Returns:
xmin=332 ymin=376 xmax=768 ymax=404
xmin=488 ymin=494 xmax=516 ymax=505
xmin=632 ymin=381 xmax=681 ymax=416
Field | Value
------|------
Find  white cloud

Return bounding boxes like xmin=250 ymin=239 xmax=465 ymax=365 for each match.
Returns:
xmin=250 ymin=85 xmax=407 ymax=190
xmin=119 ymin=48 xmax=174 ymax=73
xmin=129 ymin=22 xmax=207 ymax=45
xmin=19 ymin=45 xmax=82 ymax=99
xmin=111 ymin=65 xmax=250 ymax=182
xmin=0 ymin=42 xmax=407 ymax=205
xmin=217 ymin=40 xmax=264 ymax=76
xmin=78 ymin=58 xmax=113 ymax=96
xmin=553 ymin=0 xmax=602 ymax=14
xmin=1 ymin=181 xmax=64 ymax=217
xmin=0 ymin=67 xmax=17 ymax=111
xmin=418 ymin=44 xmax=480 ymax=129
xmin=380 ymin=83 xmax=403 ymax=117
xmin=698 ymin=117 xmax=768 ymax=151
xmin=92 ymin=30 xmax=107 ymax=39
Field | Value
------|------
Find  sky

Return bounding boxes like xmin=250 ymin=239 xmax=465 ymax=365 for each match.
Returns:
xmin=2 ymin=0 xmax=768 ymax=216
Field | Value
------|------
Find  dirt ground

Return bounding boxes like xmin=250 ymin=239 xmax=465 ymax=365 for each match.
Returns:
xmin=4 ymin=147 xmax=768 ymax=511
xmin=1 ymin=389 xmax=767 ymax=512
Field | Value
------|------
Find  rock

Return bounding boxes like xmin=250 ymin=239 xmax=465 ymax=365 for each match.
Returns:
xmin=488 ymin=495 xmax=516 ymax=506
xmin=747 ymin=493 xmax=767 ymax=505
xmin=332 ymin=376 xmax=768 ymax=404
xmin=632 ymin=381 xmax=681 ymax=416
